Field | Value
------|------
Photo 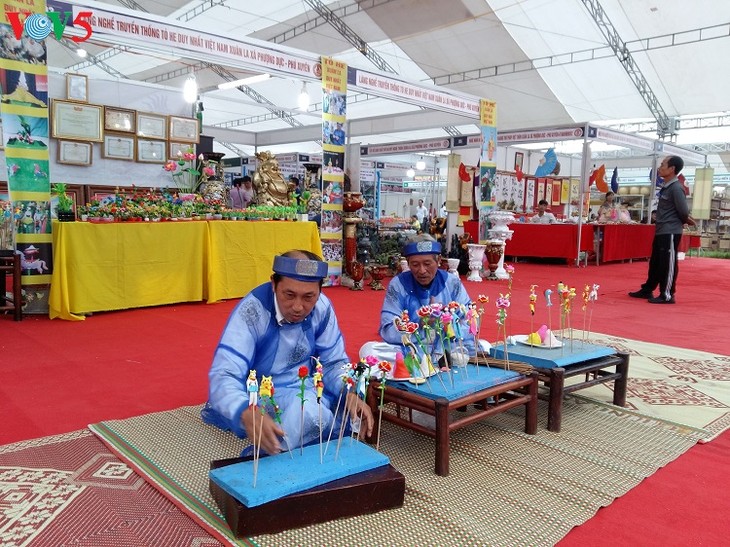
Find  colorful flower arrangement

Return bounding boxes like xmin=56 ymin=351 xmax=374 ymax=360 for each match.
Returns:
xmin=163 ymin=147 xmax=218 ymax=194
xmin=75 ymin=187 xmax=301 ymax=222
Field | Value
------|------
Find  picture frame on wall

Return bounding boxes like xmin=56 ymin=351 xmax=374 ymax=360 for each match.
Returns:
xmin=51 ymin=100 xmax=103 ymax=142
xmin=66 ymin=73 xmax=88 ymax=102
xmin=104 ymin=107 xmax=135 ymax=133
xmin=514 ymin=151 xmax=524 ymax=171
xmin=169 ymin=141 xmax=192 ymax=159
xmin=103 ymin=133 xmax=135 ymax=161
xmin=136 ymin=138 xmax=166 ymax=163
xmin=168 ymin=116 xmax=199 ymax=143
xmin=136 ymin=112 xmax=167 ymax=140
xmin=57 ymin=140 xmax=93 ymax=166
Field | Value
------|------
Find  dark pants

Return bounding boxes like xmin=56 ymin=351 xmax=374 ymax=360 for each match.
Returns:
xmin=641 ymin=233 xmax=681 ymax=300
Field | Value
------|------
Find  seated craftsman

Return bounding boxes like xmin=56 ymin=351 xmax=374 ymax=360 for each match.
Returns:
xmin=530 ymin=199 xmax=556 ymax=224
xmin=360 ymin=234 xmax=485 ymax=365
xmin=202 ymin=249 xmax=373 ymax=455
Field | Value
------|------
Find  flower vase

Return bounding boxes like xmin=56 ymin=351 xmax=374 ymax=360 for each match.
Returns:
xmin=298 ymin=213 xmax=309 ymax=222
xmin=447 ymin=258 xmax=460 ymax=277
xmin=484 ymin=240 xmax=505 ymax=280
xmin=466 ymin=244 xmax=486 ymax=282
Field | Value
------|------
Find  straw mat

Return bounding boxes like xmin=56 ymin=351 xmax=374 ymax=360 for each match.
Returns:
xmin=91 ymin=397 xmax=702 ymax=547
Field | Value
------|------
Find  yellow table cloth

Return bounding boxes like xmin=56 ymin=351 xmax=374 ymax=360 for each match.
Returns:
xmin=206 ymin=220 xmax=323 ymax=302
xmin=50 ymin=220 xmax=207 ymax=320
xmin=49 ymin=220 xmax=323 ymax=320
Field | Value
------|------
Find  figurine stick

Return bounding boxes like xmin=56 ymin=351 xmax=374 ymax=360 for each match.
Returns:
xmin=296 ymin=365 xmax=309 ymax=455
xmin=375 ymin=360 xmax=392 ymax=452
xmin=324 ymin=380 xmax=346 ymax=457
xmin=246 ymin=370 xmax=259 ymax=487
xmin=544 ymin=288 xmax=553 ymax=348
xmin=311 ymin=357 xmax=325 ymax=464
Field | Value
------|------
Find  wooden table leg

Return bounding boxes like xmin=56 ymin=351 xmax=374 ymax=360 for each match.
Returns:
xmin=525 ymin=373 xmax=538 ymax=435
xmin=613 ymin=352 xmax=630 ymax=407
xmin=434 ymin=398 xmax=450 ymax=476
xmin=547 ymin=368 xmax=565 ymax=433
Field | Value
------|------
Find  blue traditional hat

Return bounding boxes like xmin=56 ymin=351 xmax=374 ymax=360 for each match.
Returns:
xmin=273 ymin=255 xmax=328 ymax=282
xmin=402 ymin=240 xmax=441 ymax=257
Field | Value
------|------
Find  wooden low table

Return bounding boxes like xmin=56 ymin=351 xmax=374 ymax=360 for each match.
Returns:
xmin=367 ymin=364 xmax=538 ymax=476
xmin=490 ymin=341 xmax=630 ymax=432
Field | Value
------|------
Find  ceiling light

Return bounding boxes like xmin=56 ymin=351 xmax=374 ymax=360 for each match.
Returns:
xmin=76 ymin=48 xmax=87 ymax=58
xmin=183 ymin=73 xmax=198 ymax=104
xmin=416 ymin=159 xmax=426 ymax=171
xmin=217 ymin=73 xmax=270 ymax=90
xmin=298 ymin=81 xmax=309 ymax=111
xmin=406 ymin=168 xmax=415 ymax=178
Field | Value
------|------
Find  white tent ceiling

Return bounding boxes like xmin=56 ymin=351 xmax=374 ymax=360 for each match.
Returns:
xmin=43 ymin=0 xmax=730 ymax=167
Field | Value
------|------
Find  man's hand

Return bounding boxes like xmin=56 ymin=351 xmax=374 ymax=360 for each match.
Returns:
xmin=240 ymin=406 xmax=284 ymax=455
xmin=686 ymin=215 xmax=696 ymax=227
xmin=345 ymin=392 xmax=374 ymax=439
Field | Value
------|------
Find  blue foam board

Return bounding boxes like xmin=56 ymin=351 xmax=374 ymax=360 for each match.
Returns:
xmin=390 ymin=364 xmax=522 ymax=401
xmin=490 ymin=340 xmax=616 ymax=369
xmin=209 ymin=440 xmax=390 ymax=508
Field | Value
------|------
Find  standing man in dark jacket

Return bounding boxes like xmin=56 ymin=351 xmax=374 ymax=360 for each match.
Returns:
xmin=629 ymin=155 xmax=695 ymax=304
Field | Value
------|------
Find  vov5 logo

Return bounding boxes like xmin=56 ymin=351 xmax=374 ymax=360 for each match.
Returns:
xmin=5 ymin=10 xmax=93 ymax=43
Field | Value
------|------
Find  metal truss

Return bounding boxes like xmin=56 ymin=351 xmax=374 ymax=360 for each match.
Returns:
xmin=218 ymin=141 xmax=249 ymax=157
xmin=59 ymin=38 xmax=128 ymax=79
xmin=303 ymin=0 xmax=396 ymax=73
xmin=267 ymin=0 xmax=397 ymax=44
xmin=580 ymin=0 xmax=672 ymax=137
xmin=607 ymin=114 xmax=730 ymax=135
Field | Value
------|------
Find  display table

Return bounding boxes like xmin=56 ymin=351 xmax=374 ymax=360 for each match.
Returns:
xmin=490 ymin=341 xmax=629 ymax=432
xmin=49 ymin=220 xmax=322 ymax=320
xmin=505 ymin=223 xmax=595 ymax=263
xmin=598 ymin=224 xmax=654 ymax=263
xmin=367 ymin=365 xmax=537 ymax=476
xmin=206 ymin=220 xmax=322 ymax=302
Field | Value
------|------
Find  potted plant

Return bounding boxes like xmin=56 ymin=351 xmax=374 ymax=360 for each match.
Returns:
xmin=52 ymin=183 xmax=75 ymax=222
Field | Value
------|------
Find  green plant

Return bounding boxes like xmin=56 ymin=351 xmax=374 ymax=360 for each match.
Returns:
xmin=52 ymin=183 xmax=74 ymax=212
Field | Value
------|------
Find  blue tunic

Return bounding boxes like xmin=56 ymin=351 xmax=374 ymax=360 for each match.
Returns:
xmin=379 ymin=269 xmax=475 ymax=354
xmin=203 ymin=283 xmax=350 ymax=449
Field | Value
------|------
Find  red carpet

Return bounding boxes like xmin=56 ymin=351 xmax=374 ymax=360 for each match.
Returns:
xmin=2 ymin=257 xmax=729 ymax=544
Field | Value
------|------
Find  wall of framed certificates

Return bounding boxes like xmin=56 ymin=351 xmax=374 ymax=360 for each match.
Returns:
xmin=4 ymin=72 xmax=204 ymax=189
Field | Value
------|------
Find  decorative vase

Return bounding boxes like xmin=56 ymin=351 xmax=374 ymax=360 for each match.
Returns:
xmin=447 ymin=258 xmax=460 ymax=276
xmin=484 ymin=240 xmax=505 ymax=280
xmin=487 ymin=210 xmax=515 ymax=280
xmin=349 ymin=260 xmax=365 ymax=291
xmin=466 ymin=244 xmax=486 ymax=282
xmin=368 ymin=264 xmax=388 ymax=291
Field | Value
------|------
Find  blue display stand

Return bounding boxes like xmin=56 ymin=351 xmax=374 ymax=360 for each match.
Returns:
xmin=490 ymin=340 xmax=616 ymax=369
xmin=209 ymin=440 xmax=390 ymax=508
xmin=391 ymin=364 xmax=522 ymax=400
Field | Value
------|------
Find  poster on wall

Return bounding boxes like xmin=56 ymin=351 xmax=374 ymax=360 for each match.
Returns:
xmin=320 ymin=56 xmax=346 ymax=286
xmin=1 ymin=0 xmax=53 ymax=313
xmin=478 ymin=99 xmax=497 ymax=242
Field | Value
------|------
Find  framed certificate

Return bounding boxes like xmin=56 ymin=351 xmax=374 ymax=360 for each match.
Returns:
xmin=168 ymin=116 xmax=199 ymax=143
xmin=136 ymin=138 xmax=166 ymax=163
xmin=103 ymin=133 xmax=135 ymax=161
xmin=57 ymin=140 xmax=93 ymax=166
xmin=104 ymin=107 xmax=135 ymax=133
xmin=136 ymin=112 xmax=167 ymax=140
xmin=66 ymin=73 xmax=88 ymax=102
xmin=169 ymin=141 xmax=192 ymax=159
xmin=51 ymin=100 xmax=103 ymax=142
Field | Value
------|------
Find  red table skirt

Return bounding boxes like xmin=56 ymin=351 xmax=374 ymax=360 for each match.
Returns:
xmin=599 ymin=224 xmax=655 ymax=262
xmin=505 ymin=223 xmax=594 ymax=261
